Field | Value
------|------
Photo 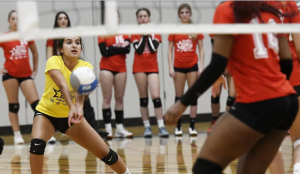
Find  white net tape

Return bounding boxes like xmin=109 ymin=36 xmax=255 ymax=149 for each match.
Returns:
xmin=1 ymin=1 xmax=300 ymax=43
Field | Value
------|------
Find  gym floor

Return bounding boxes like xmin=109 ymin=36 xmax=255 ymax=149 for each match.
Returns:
xmin=0 ymin=122 xmax=293 ymax=174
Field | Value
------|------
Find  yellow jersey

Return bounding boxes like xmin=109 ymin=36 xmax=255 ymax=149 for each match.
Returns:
xmin=36 ymin=56 xmax=93 ymax=118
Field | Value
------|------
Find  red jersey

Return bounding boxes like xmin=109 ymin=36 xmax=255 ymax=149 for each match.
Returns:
xmin=46 ymin=39 xmax=54 ymax=47
xmin=214 ymin=1 xmax=295 ymax=103
xmin=168 ymin=34 xmax=204 ymax=68
xmin=269 ymin=1 xmax=300 ymax=87
xmin=131 ymin=34 xmax=161 ymax=73
xmin=0 ymin=32 xmax=34 ymax=77
xmin=98 ymin=35 xmax=130 ymax=72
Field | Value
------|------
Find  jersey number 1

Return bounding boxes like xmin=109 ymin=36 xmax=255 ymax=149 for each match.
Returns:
xmin=251 ymin=18 xmax=279 ymax=59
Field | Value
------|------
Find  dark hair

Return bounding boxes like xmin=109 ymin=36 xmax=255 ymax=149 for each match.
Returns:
xmin=8 ymin=10 xmax=16 ymax=20
xmin=136 ymin=8 xmax=151 ymax=18
xmin=57 ymin=37 xmax=85 ymax=60
xmin=231 ymin=1 xmax=294 ymax=23
xmin=52 ymin=11 xmax=71 ymax=56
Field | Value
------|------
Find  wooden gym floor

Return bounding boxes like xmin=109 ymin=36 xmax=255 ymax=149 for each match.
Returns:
xmin=0 ymin=122 xmax=294 ymax=174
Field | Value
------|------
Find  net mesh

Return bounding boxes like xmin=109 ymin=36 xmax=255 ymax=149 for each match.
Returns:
xmin=1 ymin=1 xmax=300 ymax=43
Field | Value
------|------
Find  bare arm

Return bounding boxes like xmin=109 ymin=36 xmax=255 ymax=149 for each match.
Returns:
xmin=197 ymin=39 xmax=205 ymax=72
xmin=292 ymin=33 xmax=300 ymax=61
xmin=168 ymin=42 xmax=174 ymax=70
xmin=48 ymin=69 xmax=75 ymax=109
xmin=75 ymin=93 xmax=85 ymax=110
xmin=29 ymin=43 xmax=39 ymax=72
xmin=46 ymin=46 xmax=53 ymax=60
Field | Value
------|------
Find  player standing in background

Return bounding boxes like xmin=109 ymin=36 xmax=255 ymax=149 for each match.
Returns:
xmin=0 ymin=10 xmax=39 ymax=145
xmin=167 ymin=3 xmax=205 ymax=136
xmin=98 ymin=12 xmax=133 ymax=139
xmin=165 ymin=1 xmax=298 ymax=173
xmin=131 ymin=7 xmax=169 ymax=138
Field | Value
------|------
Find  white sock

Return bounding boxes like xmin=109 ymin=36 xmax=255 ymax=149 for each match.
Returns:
xmin=143 ymin=120 xmax=150 ymax=128
xmin=123 ymin=168 xmax=131 ymax=174
xmin=157 ymin=119 xmax=164 ymax=128
xmin=105 ymin=123 xmax=112 ymax=131
xmin=116 ymin=124 xmax=123 ymax=130
xmin=14 ymin=131 xmax=21 ymax=136
xmin=294 ymin=163 xmax=300 ymax=174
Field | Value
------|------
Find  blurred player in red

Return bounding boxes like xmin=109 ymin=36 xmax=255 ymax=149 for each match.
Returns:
xmin=98 ymin=12 xmax=132 ymax=139
xmin=165 ymin=1 xmax=298 ymax=173
xmin=167 ymin=3 xmax=205 ymax=136
xmin=0 ymin=10 xmax=39 ymax=145
xmin=131 ymin=8 xmax=169 ymax=138
xmin=267 ymin=1 xmax=300 ymax=173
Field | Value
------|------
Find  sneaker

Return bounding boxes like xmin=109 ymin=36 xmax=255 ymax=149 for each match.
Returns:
xmin=144 ymin=127 xmax=152 ymax=138
xmin=175 ymin=127 xmax=182 ymax=137
xmin=106 ymin=129 xmax=113 ymax=140
xmin=48 ymin=136 xmax=56 ymax=144
xmin=14 ymin=135 xmax=24 ymax=145
xmin=189 ymin=127 xmax=198 ymax=137
xmin=207 ymin=120 xmax=216 ymax=134
xmin=159 ymin=127 xmax=169 ymax=138
xmin=115 ymin=128 xmax=133 ymax=138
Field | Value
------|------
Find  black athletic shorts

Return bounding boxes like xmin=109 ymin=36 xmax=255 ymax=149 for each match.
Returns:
xmin=294 ymin=85 xmax=300 ymax=97
xmin=100 ymin=69 xmax=121 ymax=76
xmin=2 ymin=73 xmax=32 ymax=84
xmin=174 ymin=64 xmax=198 ymax=74
xmin=34 ymin=111 xmax=71 ymax=134
xmin=133 ymin=72 xmax=159 ymax=75
xmin=228 ymin=94 xmax=298 ymax=134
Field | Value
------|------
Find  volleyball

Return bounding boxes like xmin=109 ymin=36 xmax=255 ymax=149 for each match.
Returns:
xmin=70 ymin=66 xmax=98 ymax=95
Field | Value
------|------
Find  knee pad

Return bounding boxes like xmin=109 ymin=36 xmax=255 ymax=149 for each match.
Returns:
xmin=191 ymin=99 xmax=198 ymax=106
xmin=193 ymin=158 xmax=223 ymax=174
xmin=152 ymin=98 xmax=162 ymax=108
xmin=211 ymin=96 xmax=220 ymax=104
xmin=30 ymin=138 xmax=46 ymax=155
xmin=175 ymin=97 xmax=180 ymax=103
xmin=9 ymin=103 xmax=20 ymax=113
xmin=30 ymin=100 xmax=39 ymax=112
xmin=140 ymin=98 xmax=149 ymax=107
xmin=226 ymin=96 xmax=236 ymax=107
xmin=294 ymin=139 xmax=300 ymax=149
xmin=101 ymin=148 xmax=118 ymax=165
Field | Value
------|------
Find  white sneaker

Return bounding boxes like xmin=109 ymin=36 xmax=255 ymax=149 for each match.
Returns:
xmin=14 ymin=135 xmax=24 ymax=145
xmin=48 ymin=136 xmax=56 ymax=144
xmin=175 ymin=127 xmax=182 ymax=136
xmin=115 ymin=128 xmax=133 ymax=138
xmin=105 ymin=124 xmax=113 ymax=139
xmin=189 ymin=127 xmax=198 ymax=136
xmin=294 ymin=163 xmax=300 ymax=174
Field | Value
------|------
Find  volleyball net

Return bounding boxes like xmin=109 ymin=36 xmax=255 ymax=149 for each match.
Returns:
xmin=1 ymin=1 xmax=300 ymax=43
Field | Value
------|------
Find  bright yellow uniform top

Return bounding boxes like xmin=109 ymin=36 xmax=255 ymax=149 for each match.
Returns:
xmin=36 ymin=56 xmax=93 ymax=118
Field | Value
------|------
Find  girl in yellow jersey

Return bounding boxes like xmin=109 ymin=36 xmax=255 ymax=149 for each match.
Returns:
xmin=29 ymin=37 xmax=130 ymax=174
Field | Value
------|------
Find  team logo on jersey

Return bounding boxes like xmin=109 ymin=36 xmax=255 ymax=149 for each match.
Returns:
xmin=53 ymin=88 xmax=64 ymax=99
xmin=176 ymin=39 xmax=193 ymax=52
xmin=51 ymin=88 xmax=75 ymax=106
xmin=9 ymin=40 xmax=28 ymax=60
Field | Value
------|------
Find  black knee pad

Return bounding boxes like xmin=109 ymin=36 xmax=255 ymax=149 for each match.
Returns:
xmin=140 ymin=98 xmax=149 ymax=107
xmin=152 ymin=98 xmax=162 ymax=108
xmin=30 ymin=138 xmax=46 ymax=155
xmin=101 ymin=148 xmax=118 ymax=165
xmin=211 ymin=96 xmax=220 ymax=104
xmin=193 ymin=158 xmax=223 ymax=174
xmin=226 ymin=96 xmax=236 ymax=107
xmin=0 ymin=138 xmax=4 ymax=155
xmin=9 ymin=103 xmax=20 ymax=113
xmin=175 ymin=97 xmax=180 ymax=103
xmin=191 ymin=99 xmax=198 ymax=106
xmin=30 ymin=100 xmax=39 ymax=112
